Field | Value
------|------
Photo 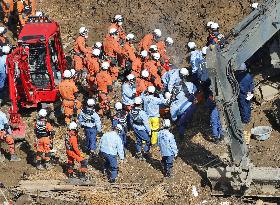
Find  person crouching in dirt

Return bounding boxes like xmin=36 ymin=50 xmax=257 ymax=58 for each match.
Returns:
xmin=58 ymin=70 xmax=82 ymax=125
xmin=98 ymin=124 xmax=124 ymax=183
xmin=78 ymin=99 xmax=102 ymax=156
xmin=157 ymin=119 xmax=178 ymax=178
xmin=65 ymin=122 xmax=88 ymax=180
xmin=34 ymin=109 xmax=55 ymax=170
xmin=0 ymin=109 xmax=21 ymax=162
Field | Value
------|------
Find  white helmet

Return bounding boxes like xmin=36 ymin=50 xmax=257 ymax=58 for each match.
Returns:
xmin=127 ymin=74 xmax=135 ymax=81
xmin=211 ymin=23 xmax=219 ymax=30
xmin=148 ymin=86 xmax=156 ymax=93
xmin=87 ymin=99 xmax=95 ymax=106
xmin=35 ymin=11 xmax=43 ymax=16
xmin=165 ymin=37 xmax=174 ymax=45
xmin=149 ymin=45 xmax=158 ymax=52
xmin=79 ymin=27 xmax=88 ymax=36
xmin=63 ymin=70 xmax=72 ymax=78
xmin=2 ymin=46 xmax=10 ymax=54
xmin=141 ymin=50 xmax=148 ymax=58
xmin=152 ymin=53 xmax=161 ymax=60
xmin=207 ymin=21 xmax=214 ymax=27
xmin=70 ymin=69 xmax=76 ymax=77
xmin=251 ymin=3 xmax=259 ymax=9
xmin=92 ymin=48 xmax=101 ymax=56
xmin=115 ymin=102 xmax=123 ymax=110
xmin=163 ymin=119 xmax=171 ymax=128
xmin=180 ymin=67 xmax=189 ymax=76
xmin=101 ymin=62 xmax=110 ymax=70
xmin=114 ymin=15 xmax=123 ymax=22
xmin=202 ymin=46 xmax=208 ymax=55
xmin=0 ymin=27 xmax=5 ymax=34
xmin=153 ymin=29 xmax=162 ymax=38
xmin=126 ymin=33 xmax=135 ymax=41
xmin=188 ymin=42 xmax=196 ymax=49
xmin=141 ymin=70 xmax=149 ymax=78
xmin=134 ymin=97 xmax=142 ymax=105
xmin=69 ymin=122 xmax=78 ymax=130
xmin=95 ymin=42 xmax=102 ymax=48
xmin=109 ymin=28 xmax=118 ymax=35
xmin=164 ymin=92 xmax=172 ymax=99
xmin=38 ymin=109 xmax=47 ymax=117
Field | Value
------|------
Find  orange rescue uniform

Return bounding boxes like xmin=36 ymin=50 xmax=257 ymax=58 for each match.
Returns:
xmin=0 ymin=131 xmax=15 ymax=155
xmin=156 ymin=41 xmax=169 ymax=61
xmin=138 ymin=33 xmax=154 ymax=51
xmin=73 ymin=36 xmax=91 ymax=71
xmin=103 ymin=35 xmax=123 ymax=58
xmin=136 ymin=77 xmax=152 ymax=96
xmin=65 ymin=130 xmax=87 ymax=174
xmin=58 ymin=79 xmax=81 ymax=124
xmin=1 ymin=0 xmax=14 ymax=24
xmin=108 ymin=23 xmax=126 ymax=41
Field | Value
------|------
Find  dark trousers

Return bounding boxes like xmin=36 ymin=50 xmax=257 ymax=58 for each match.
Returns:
xmin=133 ymin=128 xmax=151 ymax=153
xmin=84 ymin=127 xmax=97 ymax=152
xmin=162 ymin=155 xmax=174 ymax=173
xmin=101 ymin=152 xmax=118 ymax=180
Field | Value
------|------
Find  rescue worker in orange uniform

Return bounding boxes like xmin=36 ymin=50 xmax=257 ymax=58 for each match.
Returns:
xmin=0 ymin=27 xmax=8 ymax=47
xmin=136 ymin=70 xmax=153 ymax=96
xmin=17 ymin=0 xmax=32 ymax=28
xmin=122 ymin=33 xmax=137 ymax=69
xmin=138 ymin=29 xmax=162 ymax=51
xmin=1 ymin=0 xmax=14 ymax=24
xmin=131 ymin=50 xmax=149 ymax=78
xmin=65 ymin=122 xmax=88 ymax=179
xmin=103 ymin=28 xmax=124 ymax=60
xmin=144 ymin=52 xmax=163 ymax=89
xmin=109 ymin=15 xmax=126 ymax=43
xmin=86 ymin=48 xmax=101 ymax=92
xmin=0 ymin=109 xmax=21 ymax=161
xmin=96 ymin=62 xmax=113 ymax=117
xmin=156 ymin=37 xmax=174 ymax=62
xmin=34 ymin=109 xmax=55 ymax=170
xmin=58 ymin=70 xmax=82 ymax=124
xmin=73 ymin=27 xmax=91 ymax=73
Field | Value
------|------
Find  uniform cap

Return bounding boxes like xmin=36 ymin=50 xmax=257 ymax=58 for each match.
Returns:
xmin=127 ymin=74 xmax=135 ymax=80
xmin=153 ymin=29 xmax=162 ymax=37
xmin=236 ymin=63 xmax=247 ymax=71
xmin=87 ymin=99 xmax=95 ymax=106
xmin=134 ymin=97 xmax=142 ymax=105
xmin=114 ymin=15 xmax=123 ymax=22
xmin=63 ymin=70 xmax=72 ymax=78
xmin=69 ymin=122 xmax=78 ymax=130
xmin=101 ymin=61 xmax=110 ymax=70
xmin=163 ymin=119 xmax=171 ymax=128
xmin=180 ymin=67 xmax=189 ymax=76
xmin=126 ymin=33 xmax=135 ymax=41
xmin=115 ymin=102 xmax=123 ymax=110
xmin=148 ymin=86 xmax=156 ymax=93
xmin=2 ymin=46 xmax=10 ymax=54
xmin=36 ymin=11 xmax=43 ymax=16
xmin=202 ymin=46 xmax=208 ymax=55
xmin=188 ymin=42 xmax=196 ymax=49
xmin=152 ymin=52 xmax=161 ymax=60
xmin=165 ymin=37 xmax=174 ymax=45
xmin=251 ymin=3 xmax=259 ymax=9
xmin=38 ymin=109 xmax=47 ymax=117
xmin=141 ymin=70 xmax=149 ymax=78
xmin=92 ymin=48 xmax=101 ymax=56
xmin=140 ymin=50 xmax=148 ymax=58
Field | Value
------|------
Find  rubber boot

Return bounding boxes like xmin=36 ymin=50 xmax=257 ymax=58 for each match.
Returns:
xmin=109 ymin=178 xmax=116 ymax=183
xmin=165 ymin=169 xmax=172 ymax=178
xmin=68 ymin=172 xmax=74 ymax=178
xmin=10 ymin=154 xmax=21 ymax=162
xmin=135 ymin=152 xmax=145 ymax=161
xmin=45 ymin=161 xmax=53 ymax=170
xmin=78 ymin=172 xmax=87 ymax=181
xmin=36 ymin=160 xmax=44 ymax=170
xmin=0 ymin=152 xmax=5 ymax=162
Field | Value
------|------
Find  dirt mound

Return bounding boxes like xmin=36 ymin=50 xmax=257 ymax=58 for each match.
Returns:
xmin=37 ymin=0 xmax=252 ymax=65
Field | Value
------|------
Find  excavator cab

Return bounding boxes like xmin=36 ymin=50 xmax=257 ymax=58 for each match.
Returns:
xmin=7 ymin=16 xmax=66 ymax=139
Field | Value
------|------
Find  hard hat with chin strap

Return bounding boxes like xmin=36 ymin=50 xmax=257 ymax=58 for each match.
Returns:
xmin=69 ymin=122 xmax=78 ymax=130
xmin=101 ymin=62 xmax=110 ymax=70
xmin=63 ymin=70 xmax=72 ymax=78
xmin=92 ymin=49 xmax=101 ymax=56
xmin=141 ymin=50 xmax=148 ymax=58
xmin=38 ymin=109 xmax=47 ymax=117
xmin=87 ymin=99 xmax=95 ymax=106
xmin=153 ymin=29 xmax=162 ymax=38
xmin=141 ymin=70 xmax=149 ymax=78
xmin=115 ymin=102 xmax=123 ymax=110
